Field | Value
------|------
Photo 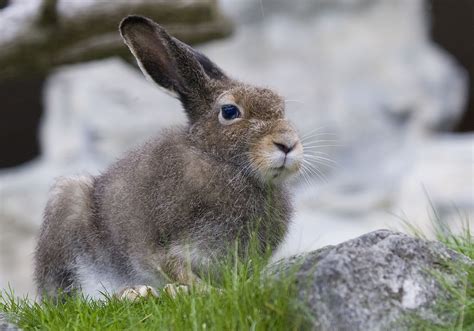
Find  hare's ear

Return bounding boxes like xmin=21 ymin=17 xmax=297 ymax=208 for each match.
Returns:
xmin=120 ymin=16 xmax=228 ymax=117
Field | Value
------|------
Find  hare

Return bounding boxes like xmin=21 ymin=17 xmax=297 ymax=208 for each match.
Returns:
xmin=34 ymin=15 xmax=303 ymax=300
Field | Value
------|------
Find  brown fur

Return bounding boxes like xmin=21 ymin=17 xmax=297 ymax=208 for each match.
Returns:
xmin=34 ymin=16 xmax=303 ymax=299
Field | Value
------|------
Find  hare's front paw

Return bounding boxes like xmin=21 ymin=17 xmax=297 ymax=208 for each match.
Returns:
xmin=117 ymin=285 xmax=159 ymax=301
xmin=163 ymin=283 xmax=190 ymax=298
xmin=162 ymin=283 xmax=222 ymax=298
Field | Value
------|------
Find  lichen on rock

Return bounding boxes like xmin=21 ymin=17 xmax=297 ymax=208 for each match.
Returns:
xmin=272 ymin=229 xmax=472 ymax=330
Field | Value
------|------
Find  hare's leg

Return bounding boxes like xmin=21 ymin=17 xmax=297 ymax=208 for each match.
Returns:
xmin=116 ymin=285 xmax=159 ymax=301
xmin=116 ymin=251 xmax=213 ymax=300
xmin=161 ymin=261 xmax=197 ymax=298
xmin=114 ymin=248 xmax=199 ymax=300
xmin=162 ymin=250 xmax=204 ymax=283
xmin=34 ymin=176 xmax=94 ymax=299
xmin=115 ymin=284 xmax=189 ymax=301
xmin=116 ymin=259 xmax=197 ymax=300
xmin=160 ymin=253 xmax=214 ymax=297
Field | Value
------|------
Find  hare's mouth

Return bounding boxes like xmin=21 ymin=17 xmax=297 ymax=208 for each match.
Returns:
xmin=262 ymin=157 xmax=302 ymax=182
xmin=268 ymin=165 xmax=286 ymax=178
xmin=270 ymin=162 xmax=300 ymax=175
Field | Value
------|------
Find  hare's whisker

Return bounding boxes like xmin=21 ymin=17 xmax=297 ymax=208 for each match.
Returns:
xmin=302 ymin=160 xmax=328 ymax=183
xmin=301 ymin=132 xmax=337 ymax=141
xmin=303 ymin=154 xmax=338 ymax=165
xmin=284 ymin=99 xmax=305 ymax=104
xmin=303 ymin=151 xmax=331 ymax=157
xmin=304 ymin=156 xmax=337 ymax=169
xmin=302 ymin=139 xmax=339 ymax=144
xmin=301 ymin=144 xmax=342 ymax=148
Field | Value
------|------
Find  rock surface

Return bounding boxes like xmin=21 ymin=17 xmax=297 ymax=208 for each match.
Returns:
xmin=275 ymin=229 xmax=472 ymax=330
xmin=0 ymin=313 xmax=19 ymax=331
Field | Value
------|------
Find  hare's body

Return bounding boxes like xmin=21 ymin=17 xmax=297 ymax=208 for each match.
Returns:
xmin=35 ymin=16 xmax=303 ymax=299
xmin=36 ymin=130 xmax=290 ymax=298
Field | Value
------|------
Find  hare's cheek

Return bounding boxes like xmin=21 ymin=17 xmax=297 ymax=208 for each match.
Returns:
xmin=249 ymin=137 xmax=275 ymax=170
xmin=249 ymin=152 xmax=272 ymax=177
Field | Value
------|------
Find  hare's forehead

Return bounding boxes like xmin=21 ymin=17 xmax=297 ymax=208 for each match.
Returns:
xmin=216 ymin=86 xmax=285 ymax=118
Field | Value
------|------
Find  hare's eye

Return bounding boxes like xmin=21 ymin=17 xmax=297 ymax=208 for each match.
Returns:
xmin=221 ymin=104 xmax=240 ymax=120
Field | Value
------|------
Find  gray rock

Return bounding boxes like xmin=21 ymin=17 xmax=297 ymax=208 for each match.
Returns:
xmin=275 ymin=229 xmax=472 ymax=330
xmin=0 ymin=313 xmax=19 ymax=331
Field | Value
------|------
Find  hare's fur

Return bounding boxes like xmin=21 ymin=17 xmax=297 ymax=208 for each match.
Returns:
xmin=35 ymin=16 xmax=302 ymax=299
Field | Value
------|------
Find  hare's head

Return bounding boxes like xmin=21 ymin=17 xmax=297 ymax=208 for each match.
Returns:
xmin=120 ymin=16 xmax=303 ymax=183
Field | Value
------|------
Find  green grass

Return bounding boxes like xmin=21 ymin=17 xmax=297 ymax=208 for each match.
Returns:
xmin=403 ymin=215 xmax=473 ymax=331
xmin=1 ymin=219 xmax=472 ymax=330
xmin=0 ymin=243 xmax=310 ymax=331
xmin=435 ymin=225 xmax=473 ymax=331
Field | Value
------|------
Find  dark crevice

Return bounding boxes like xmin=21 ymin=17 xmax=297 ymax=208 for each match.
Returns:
xmin=429 ymin=0 xmax=474 ymax=132
xmin=0 ymin=76 xmax=45 ymax=169
xmin=0 ymin=0 xmax=9 ymax=10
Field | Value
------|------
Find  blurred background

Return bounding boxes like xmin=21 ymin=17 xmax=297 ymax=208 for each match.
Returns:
xmin=0 ymin=0 xmax=473 ymax=297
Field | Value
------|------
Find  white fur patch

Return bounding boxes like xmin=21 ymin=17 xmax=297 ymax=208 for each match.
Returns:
xmin=75 ymin=258 xmax=125 ymax=300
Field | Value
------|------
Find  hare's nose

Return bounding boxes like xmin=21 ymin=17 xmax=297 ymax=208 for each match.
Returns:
xmin=273 ymin=142 xmax=295 ymax=154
